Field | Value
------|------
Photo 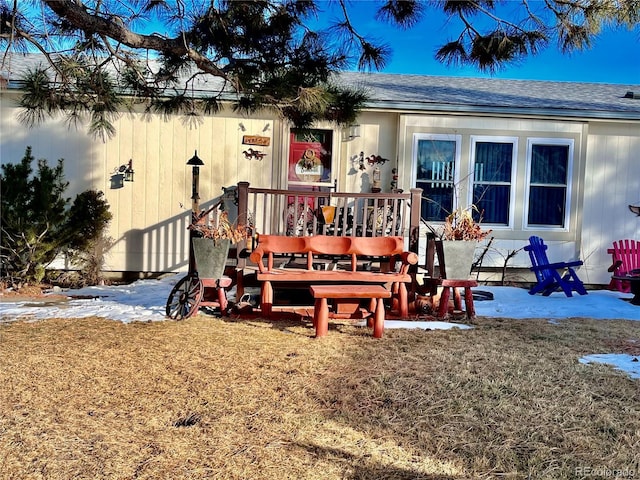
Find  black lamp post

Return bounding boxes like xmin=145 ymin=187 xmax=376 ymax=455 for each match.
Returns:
xmin=187 ymin=150 xmax=205 ymax=273
xmin=187 ymin=150 xmax=204 ymax=216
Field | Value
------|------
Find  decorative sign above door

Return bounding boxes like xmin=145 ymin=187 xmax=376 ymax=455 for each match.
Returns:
xmin=242 ymin=135 xmax=271 ymax=147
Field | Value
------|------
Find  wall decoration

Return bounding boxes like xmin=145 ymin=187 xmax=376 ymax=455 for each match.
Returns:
xmin=297 ymin=148 xmax=321 ymax=173
xmin=366 ymin=154 xmax=390 ymax=165
xmin=242 ymin=148 xmax=267 ymax=161
xmin=242 ymin=135 xmax=270 ymax=147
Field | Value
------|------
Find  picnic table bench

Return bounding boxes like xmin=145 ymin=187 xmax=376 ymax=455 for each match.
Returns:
xmin=310 ymin=285 xmax=391 ymax=338
xmin=249 ymin=235 xmax=418 ymax=318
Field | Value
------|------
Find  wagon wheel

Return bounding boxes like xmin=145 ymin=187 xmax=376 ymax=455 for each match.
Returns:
xmin=165 ymin=275 xmax=204 ymax=320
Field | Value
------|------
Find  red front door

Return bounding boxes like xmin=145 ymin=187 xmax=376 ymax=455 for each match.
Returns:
xmin=288 ymin=129 xmax=333 ymax=188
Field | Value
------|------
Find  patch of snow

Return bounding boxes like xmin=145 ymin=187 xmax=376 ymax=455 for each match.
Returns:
xmin=579 ymin=354 xmax=640 ymax=379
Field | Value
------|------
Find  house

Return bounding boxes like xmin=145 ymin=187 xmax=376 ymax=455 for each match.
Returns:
xmin=1 ymin=54 xmax=639 ymax=285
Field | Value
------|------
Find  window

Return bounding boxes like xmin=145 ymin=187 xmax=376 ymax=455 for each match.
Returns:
xmin=525 ymin=138 xmax=573 ymax=228
xmin=413 ymin=134 xmax=461 ymax=221
xmin=470 ymin=136 xmax=517 ymax=226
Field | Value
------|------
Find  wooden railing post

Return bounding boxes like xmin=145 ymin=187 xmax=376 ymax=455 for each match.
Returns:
xmin=235 ymin=181 xmax=250 ymax=296
xmin=237 ymin=181 xmax=250 ymax=229
xmin=409 ymin=188 xmax=422 ymax=254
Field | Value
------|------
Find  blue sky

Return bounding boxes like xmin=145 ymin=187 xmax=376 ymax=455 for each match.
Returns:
xmin=315 ymin=1 xmax=640 ymax=85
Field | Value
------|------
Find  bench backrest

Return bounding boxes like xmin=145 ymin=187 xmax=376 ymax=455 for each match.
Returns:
xmin=349 ymin=236 xmax=404 ymax=256
xmin=255 ymin=235 xmax=310 ymax=254
xmin=251 ymin=234 xmax=407 ymax=272
xmin=308 ymin=235 xmax=351 ymax=255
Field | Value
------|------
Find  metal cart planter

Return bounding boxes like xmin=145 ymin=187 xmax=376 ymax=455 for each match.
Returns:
xmin=165 ymin=237 xmax=233 ymax=320
xmin=165 ymin=151 xmax=246 ymax=320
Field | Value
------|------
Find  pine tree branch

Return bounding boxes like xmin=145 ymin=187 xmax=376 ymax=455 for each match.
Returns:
xmin=41 ymin=0 xmax=228 ymax=78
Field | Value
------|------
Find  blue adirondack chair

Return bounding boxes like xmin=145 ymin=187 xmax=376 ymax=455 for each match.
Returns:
xmin=524 ymin=236 xmax=588 ymax=297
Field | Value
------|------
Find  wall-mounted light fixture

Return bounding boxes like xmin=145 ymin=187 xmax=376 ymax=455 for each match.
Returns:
xmin=372 ymin=166 xmax=381 ymax=190
xmin=342 ymin=124 xmax=361 ymax=141
xmin=110 ymin=159 xmax=134 ymax=189
xmin=120 ymin=159 xmax=134 ymax=182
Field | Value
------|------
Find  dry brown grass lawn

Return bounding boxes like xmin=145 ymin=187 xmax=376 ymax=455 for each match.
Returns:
xmin=1 ymin=314 xmax=639 ymax=479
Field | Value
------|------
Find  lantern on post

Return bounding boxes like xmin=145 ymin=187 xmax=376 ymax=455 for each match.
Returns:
xmin=186 ymin=150 xmax=205 ymax=274
xmin=187 ymin=150 xmax=204 ymax=216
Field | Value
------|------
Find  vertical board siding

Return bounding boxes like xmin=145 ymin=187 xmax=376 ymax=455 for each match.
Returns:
xmin=580 ymin=123 xmax=640 ymax=283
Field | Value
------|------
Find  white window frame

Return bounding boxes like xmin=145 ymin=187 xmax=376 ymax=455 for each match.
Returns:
xmin=411 ymin=133 xmax=463 ymax=220
xmin=468 ymin=135 xmax=518 ymax=228
xmin=524 ymin=137 xmax=574 ymax=231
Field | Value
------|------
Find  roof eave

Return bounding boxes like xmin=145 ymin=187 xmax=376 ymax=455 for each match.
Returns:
xmin=364 ymin=100 xmax=640 ymax=122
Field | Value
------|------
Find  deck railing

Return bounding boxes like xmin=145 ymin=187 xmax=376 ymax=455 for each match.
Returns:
xmin=236 ymin=182 xmax=422 ymax=254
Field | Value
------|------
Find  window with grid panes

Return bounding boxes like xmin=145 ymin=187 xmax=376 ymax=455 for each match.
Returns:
xmin=526 ymin=139 xmax=573 ymax=228
xmin=413 ymin=134 xmax=461 ymax=222
xmin=470 ymin=137 xmax=517 ymax=226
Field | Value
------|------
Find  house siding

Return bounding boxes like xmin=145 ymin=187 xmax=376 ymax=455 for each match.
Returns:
xmin=580 ymin=122 xmax=640 ymax=285
xmin=100 ymin=111 xmax=279 ymax=273
xmin=1 ymin=92 xmax=279 ymax=273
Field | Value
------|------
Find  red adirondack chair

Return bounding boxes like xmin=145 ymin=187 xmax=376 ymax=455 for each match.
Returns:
xmin=607 ymin=239 xmax=640 ymax=293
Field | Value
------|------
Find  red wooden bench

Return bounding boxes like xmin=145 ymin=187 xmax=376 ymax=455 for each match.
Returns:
xmin=310 ymin=285 xmax=391 ymax=338
xmin=249 ymin=235 xmax=418 ymax=318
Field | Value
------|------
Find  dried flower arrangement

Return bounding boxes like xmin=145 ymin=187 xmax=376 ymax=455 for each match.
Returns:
xmin=188 ymin=210 xmax=250 ymax=244
xmin=421 ymin=204 xmax=491 ymax=242
xmin=442 ymin=206 xmax=492 ymax=241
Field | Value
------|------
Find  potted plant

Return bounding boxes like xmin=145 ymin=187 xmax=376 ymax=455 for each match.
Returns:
xmin=188 ymin=210 xmax=250 ymax=279
xmin=428 ymin=206 xmax=492 ymax=280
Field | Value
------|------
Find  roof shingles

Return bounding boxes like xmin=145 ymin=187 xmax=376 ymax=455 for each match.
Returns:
xmin=338 ymin=72 xmax=640 ymax=119
xmin=3 ymin=54 xmax=639 ymax=119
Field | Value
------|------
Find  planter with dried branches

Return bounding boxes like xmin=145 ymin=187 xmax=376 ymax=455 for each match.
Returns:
xmin=429 ymin=206 xmax=492 ymax=280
